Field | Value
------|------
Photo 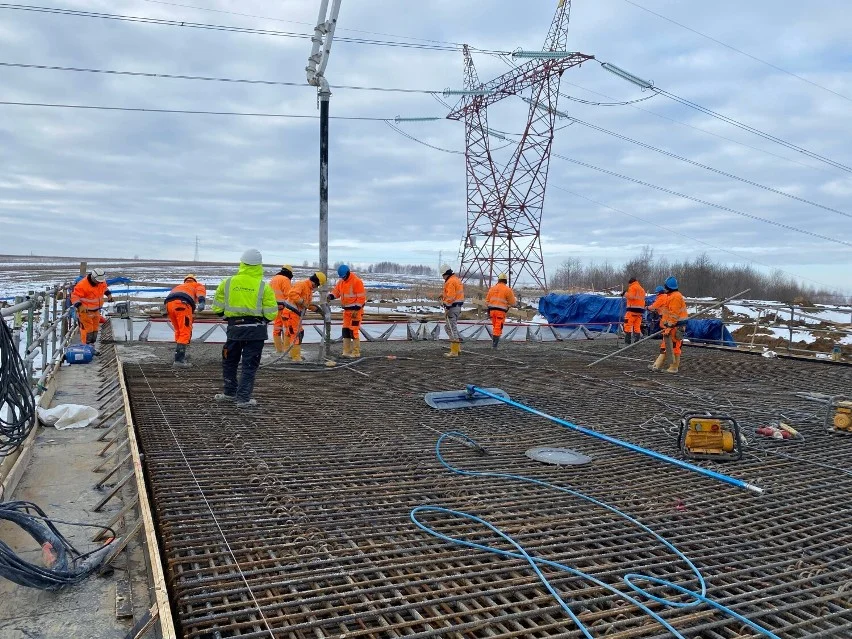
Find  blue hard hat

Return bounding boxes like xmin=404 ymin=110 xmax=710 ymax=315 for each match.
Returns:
xmin=337 ymin=264 xmax=350 ymax=278
xmin=665 ymin=276 xmax=678 ymax=290
xmin=654 ymin=285 xmax=665 ymax=294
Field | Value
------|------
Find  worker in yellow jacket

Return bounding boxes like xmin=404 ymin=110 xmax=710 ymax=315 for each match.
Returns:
xmin=485 ymin=273 xmax=516 ymax=349
xmin=441 ymin=265 xmax=464 ymax=358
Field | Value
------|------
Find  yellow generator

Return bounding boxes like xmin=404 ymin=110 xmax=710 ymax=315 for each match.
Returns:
xmin=678 ymin=413 xmax=743 ymax=461
xmin=828 ymin=400 xmax=852 ymax=435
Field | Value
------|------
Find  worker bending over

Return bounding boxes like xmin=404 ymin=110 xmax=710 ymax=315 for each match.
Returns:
xmin=270 ymin=265 xmax=293 ymax=353
xmin=622 ymin=277 xmax=646 ymax=344
xmin=282 ymin=271 xmax=326 ymax=363
xmin=655 ymin=276 xmax=687 ymax=374
xmin=485 ymin=273 xmax=516 ymax=349
xmin=71 ymin=268 xmax=113 ymax=353
xmin=441 ymin=265 xmax=465 ymax=358
xmin=164 ymin=274 xmax=207 ymax=368
xmin=328 ymin=264 xmax=366 ymax=358
xmin=212 ymin=249 xmax=278 ymax=408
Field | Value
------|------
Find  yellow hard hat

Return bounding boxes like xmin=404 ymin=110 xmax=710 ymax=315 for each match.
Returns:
xmin=314 ymin=271 xmax=328 ymax=286
xmin=497 ymin=273 xmax=508 ymax=281
xmin=281 ymin=264 xmax=292 ymax=271
xmin=184 ymin=274 xmax=197 ymax=282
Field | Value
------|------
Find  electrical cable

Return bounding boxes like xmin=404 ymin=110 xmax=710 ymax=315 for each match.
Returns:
xmin=411 ymin=432 xmax=781 ymax=638
xmin=384 ymin=121 xmax=464 ymax=155
xmin=0 ymin=318 xmax=36 ymax=457
xmin=0 ymin=4 xmax=510 ymax=55
xmin=0 ymin=500 xmax=117 ymax=590
xmin=552 ymin=153 xmax=852 ymax=248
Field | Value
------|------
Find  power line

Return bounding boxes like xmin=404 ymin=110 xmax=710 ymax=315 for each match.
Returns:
xmin=0 ymin=61 xmax=440 ymax=94
xmin=552 ymin=153 xmax=852 ymax=248
xmin=618 ymin=0 xmax=852 ymax=105
xmin=563 ymin=115 xmax=852 ymax=220
xmin=0 ymin=4 xmax=510 ymax=55
xmin=384 ymin=122 xmax=463 ymax=155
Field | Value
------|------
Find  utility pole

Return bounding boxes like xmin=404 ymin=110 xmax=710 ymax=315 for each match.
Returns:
xmin=307 ymin=0 xmax=342 ymax=361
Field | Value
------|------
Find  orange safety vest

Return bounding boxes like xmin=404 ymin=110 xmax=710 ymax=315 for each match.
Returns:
xmin=485 ymin=282 xmax=516 ymax=312
xmin=442 ymin=275 xmax=465 ymax=308
xmin=71 ymin=278 xmax=110 ymax=310
xmin=625 ymin=281 xmax=646 ymax=314
xmin=332 ymin=273 xmax=366 ymax=310
xmin=284 ymin=278 xmax=315 ymax=314
xmin=270 ymin=273 xmax=292 ymax=303
xmin=164 ymin=281 xmax=207 ymax=310
xmin=662 ymin=290 xmax=688 ymax=327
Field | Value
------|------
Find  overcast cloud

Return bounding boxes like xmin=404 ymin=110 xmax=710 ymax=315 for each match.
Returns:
xmin=0 ymin=0 xmax=850 ymax=289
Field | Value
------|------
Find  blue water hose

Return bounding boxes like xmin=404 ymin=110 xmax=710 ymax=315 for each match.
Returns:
xmin=467 ymin=385 xmax=763 ymax=494
xmin=410 ymin=432 xmax=781 ymax=638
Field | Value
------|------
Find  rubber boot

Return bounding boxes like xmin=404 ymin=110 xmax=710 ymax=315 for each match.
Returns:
xmin=649 ymin=353 xmax=666 ymax=371
xmin=665 ymin=354 xmax=681 ymax=374
xmin=624 ymin=333 xmax=632 ymax=345
xmin=350 ymin=338 xmax=361 ymax=358
xmin=282 ymin=334 xmax=291 ymax=350
xmin=341 ymin=337 xmax=353 ymax=358
xmin=173 ymin=344 xmax=192 ymax=368
xmin=632 ymin=332 xmax=641 ymax=344
xmin=273 ymin=333 xmax=285 ymax=353
xmin=290 ymin=344 xmax=305 ymax=363
xmin=444 ymin=341 xmax=460 ymax=358
xmin=492 ymin=335 xmax=500 ymax=349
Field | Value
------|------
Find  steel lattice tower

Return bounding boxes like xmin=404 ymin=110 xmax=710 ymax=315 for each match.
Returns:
xmin=447 ymin=1 xmax=592 ymax=289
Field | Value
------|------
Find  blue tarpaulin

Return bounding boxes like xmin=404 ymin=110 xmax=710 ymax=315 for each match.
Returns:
xmin=538 ymin=293 xmax=735 ymax=346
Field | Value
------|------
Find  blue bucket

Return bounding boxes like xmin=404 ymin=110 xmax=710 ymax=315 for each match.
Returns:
xmin=65 ymin=344 xmax=95 ymax=365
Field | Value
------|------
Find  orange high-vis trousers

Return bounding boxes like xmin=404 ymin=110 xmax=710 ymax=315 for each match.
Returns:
xmin=490 ymin=309 xmax=507 ymax=337
xmin=283 ymin=310 xmax=304 ymax=345
xmin=166 ymin=300 xmax=194 ymax=345
xmin=623 ymin=311 xmax=642 ymax=334
xmin=78 ymin=308 xmax=101 ymax=344
xmin=273 ymin=309 xmax=286 ymax=337
xmin=342 ymin=308 xmax=363 ymax=339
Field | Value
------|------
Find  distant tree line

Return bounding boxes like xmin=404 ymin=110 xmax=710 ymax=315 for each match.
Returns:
xmin=364 ymin=262 xmax=436 ymax=276
xmin=550 ymin=248 xmax=849 ymax=304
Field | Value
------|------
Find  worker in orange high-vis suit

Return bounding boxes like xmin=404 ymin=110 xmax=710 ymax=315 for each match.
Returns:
xmin=270 ymin=265 xmax=293 ymax=353
xmin=282 ymin=272 xmax=327 ymax=362
xmin=485 ymin=273 xmax=516 ymax=349
xmin=70 ymin=268 xmax=113 ymax=353
xmin=656 ymin=276 xmax=688 ymax=374
xmin=328 ymin=264 xmax=366 ymax=358
xmin=645 ymin=285 xmax=667 ymax=366
xmin=441 ymin=265 xmax=465 ymax=358
xmin=163 ymin=274 xmax=207 ymax=368
xmin=621 ymin=277 xmax=646 ymax=345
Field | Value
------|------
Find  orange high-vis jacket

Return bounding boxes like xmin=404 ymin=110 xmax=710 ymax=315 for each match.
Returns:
xmin=164 ymin=281 xmax=207 ymax=310
xmin=284 ymin=278 xmax=315 ymax=314
xmin=270 ymin=273 xmax=292 ymax=303
xmin=485 ymin=282 xmax=516 ymax=312
xmin=332 ymin=273 xmax=366 ymax=310
xmin=442 ymin=275 xmax=464 ymax=308
xmin=625 ymin=281 xmax=646 ymax=313
xmin=662 ymin=290 xmax=688 ymax=327
xmin=71 ymin=278 xmax=111 ymax=310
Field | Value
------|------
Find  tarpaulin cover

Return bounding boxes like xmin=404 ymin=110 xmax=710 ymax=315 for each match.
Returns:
xmin=538 ymin=293 xmax=735 ymax=345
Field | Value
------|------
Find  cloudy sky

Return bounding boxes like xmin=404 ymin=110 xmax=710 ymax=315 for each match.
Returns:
xmin=0 ymin=0 xmax=850 ymax=289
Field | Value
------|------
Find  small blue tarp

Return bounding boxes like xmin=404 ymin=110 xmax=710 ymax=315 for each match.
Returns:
xmin=538 ymin=293 xmax=735 ymax=346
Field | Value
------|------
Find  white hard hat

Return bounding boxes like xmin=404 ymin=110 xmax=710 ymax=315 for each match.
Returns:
xmin=441 ymin=264 xmax=453 ymax=276
xmin=91 ymin=268 xmax=106 ymax=283
xmin=240 ymin=248 xmax=263 ymax=266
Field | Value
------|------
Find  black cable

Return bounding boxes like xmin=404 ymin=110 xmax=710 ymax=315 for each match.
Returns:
xmin=0 ymin=500 xmax=117 ymax=590
xmin=0 ymin=319 xmax=36 ymax=457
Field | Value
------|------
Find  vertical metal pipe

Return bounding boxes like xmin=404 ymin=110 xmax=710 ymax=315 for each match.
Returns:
xmin=26 ymin=292 xmax=35 ymax=382
xmin=788 ymin=304 xmax=794 ymax=353
xmin=51 ymin=290 xmax=58 ymax=360
xmin=12 ymin=295 xmax=23 ymax=353
xmin=319 ymin=87 xmax=331 ymax=360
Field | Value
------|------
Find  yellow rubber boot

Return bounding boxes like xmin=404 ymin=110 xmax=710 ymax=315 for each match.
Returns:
xmin=649 ymin=353 xmax=666 ymax=371
xmin=444 ymin=341 xmax=460 ymax=358
xmin=665 ymin=354 xmax=681 ymax=374
xmin=273 ymin=333 xmax=285 ymax=353
xmin=290 ymin=344 xmax=304 ymax=362
xmin=351 ymin=338 xmax=361 ymax=358
xmin=341 ymin=337 xmax=352 ymax=358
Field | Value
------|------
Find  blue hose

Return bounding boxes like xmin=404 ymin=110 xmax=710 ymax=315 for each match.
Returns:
xmin=410 ymin=432 xmax=781 ymax=639
xmin=467 ymin=385 xmax=763 ymax=494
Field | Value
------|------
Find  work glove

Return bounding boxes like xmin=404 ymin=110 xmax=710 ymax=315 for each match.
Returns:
xmin=326 ymin=294 xmax=335 ymax=302
xmin=106 ymin=296 xmax=114 ymax=303
xmin=197 ymin=301 xmax=206 ymax=311
xmin=73 ymin=301 xmax=82 ymax=309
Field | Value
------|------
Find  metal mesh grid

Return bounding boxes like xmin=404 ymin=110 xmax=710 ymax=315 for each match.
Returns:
xmin=124 ymin=342 xmax=852 ymax=638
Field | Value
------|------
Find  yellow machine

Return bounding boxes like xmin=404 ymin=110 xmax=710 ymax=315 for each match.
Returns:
xmin=829 ymin=400 xmax=852 ymax=434
xmin=678 ymin=413 xmax=743 ymax=461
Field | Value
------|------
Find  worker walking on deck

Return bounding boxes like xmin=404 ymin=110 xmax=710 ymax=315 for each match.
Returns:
xmin=654 ymin=277 xmax=687 ymax=374
xmin=622 ymin=277 xmax=646 ymax=345
xmin=282 ymin=272 xmax=326 ymax=363
xmin=70 ymin=268 xmax=113 ymax=353
xmin=441 ymin=265 xmax=465 ymax=358
xmin=164 ymin=275 xmax=207 ymax=368
xmin=646 ymin=285 xmax=668 ymax=369
xmin=212 ymin=249 xmax=278 ymax=408
xmin=328 ymin=264 xmax=366 ymax=358
xmin=485 ymin=274 xmax=516 ymax=349
xmin=270 ymin=265 xmax=293 ymax=353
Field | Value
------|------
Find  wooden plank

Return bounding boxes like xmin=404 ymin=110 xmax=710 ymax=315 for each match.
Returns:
xmin=117 ymin=358 xmax=178 ymax=639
